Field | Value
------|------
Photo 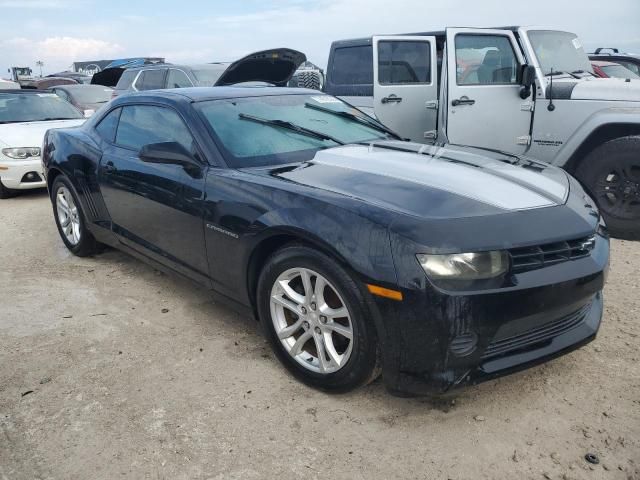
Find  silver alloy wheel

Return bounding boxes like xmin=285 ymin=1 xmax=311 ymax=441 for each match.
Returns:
xmin=270 ymin=268 xmax=354 ymax=374
xmin=56 ymin=186 xmax=81 ymax=246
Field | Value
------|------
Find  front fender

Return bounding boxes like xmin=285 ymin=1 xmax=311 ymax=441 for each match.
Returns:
xmin=553 ymin=105 xmax=640 ymax=167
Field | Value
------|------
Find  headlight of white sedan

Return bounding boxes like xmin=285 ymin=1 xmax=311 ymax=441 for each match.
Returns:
xmin=1 ymin=147 xmax=41 ymax=159
xmin=416 ymin=251 xmax=510 ymax=290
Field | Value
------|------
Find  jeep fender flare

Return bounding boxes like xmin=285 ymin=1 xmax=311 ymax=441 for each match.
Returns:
xmin=552 ymin=107 xmax=640 ymax=173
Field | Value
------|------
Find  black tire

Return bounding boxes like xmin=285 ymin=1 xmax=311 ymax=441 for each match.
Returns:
xmin=51 ymin=175 xmax=101 ymax=257
xmin=257 ymin=245 xmax=379 ymax=392
xmin=0 ymin=179 xmax=19 ymax=199
xmin=575 ymin=136 xmax=640 ymax=240
xmin=288 ymin=71 xmax=322 ymax=90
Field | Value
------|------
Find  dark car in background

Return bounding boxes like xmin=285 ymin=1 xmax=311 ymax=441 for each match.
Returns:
xmin=589 ymin=48 xmax=640 ymax=76
xmin=22 ymin=77 xmax=78 ymax=90
xmin=111 ymin=48 xmax=306 ymax=97
xmin=47 ymin=71 xmax=92 ymax=84
xmin=49 ymin=84 xmax=114 ymax=114
xmin=42 ymin=87 xmax=608 ymax=396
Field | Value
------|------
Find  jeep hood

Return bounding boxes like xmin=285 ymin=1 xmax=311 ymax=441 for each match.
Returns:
xmin=554 ymin=77 xmax=640 ymax=102
xmin=270 ymin=142 xmax=570 ymax=219
xmin=0 ymin=119 xmax=85 ymax=148
xmin=214 ymin=48 xmax=306 ymax=87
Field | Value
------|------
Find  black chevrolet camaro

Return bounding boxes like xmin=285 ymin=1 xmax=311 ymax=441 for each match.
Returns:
xmin=42 ymin=87 xmax=609 ymax=396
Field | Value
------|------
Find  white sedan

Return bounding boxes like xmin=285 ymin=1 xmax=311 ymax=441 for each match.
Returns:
xmin=0 ymin=90 xmax=86 ymax=198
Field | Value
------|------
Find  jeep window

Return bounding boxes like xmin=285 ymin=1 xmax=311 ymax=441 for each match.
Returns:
xmin=527 ymin=30 xmax=592 ymax=75
xmin=330 ymin=46 xmax=373 ymax=85
xmin=0 ymin=93 xmax=83 ymax=124
xmin=378 ymin=41 xmax=431 ymax=84
xmin=135 ymin=70 xmax=166 ymax=90
xmin=455 ymin=35 xmax=518 ymax=85
xmin=167 ymin=69 xmax=193 ymax=88
xmin=196 ymin=94 xmax=388 ymax=167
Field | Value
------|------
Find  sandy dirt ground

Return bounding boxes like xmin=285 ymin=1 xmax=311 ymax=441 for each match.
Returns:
xmin=0 ymin=190 xmax=638 ymax=480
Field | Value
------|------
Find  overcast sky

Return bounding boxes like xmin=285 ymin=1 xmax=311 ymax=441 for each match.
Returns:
xmin=2 ymin=0 xmax=639 ymax=76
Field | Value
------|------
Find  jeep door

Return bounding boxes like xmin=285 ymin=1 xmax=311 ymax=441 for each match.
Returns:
xmin=372 ymin=36 xmax=438 ymax=143
xmin=445 ymin=28 xmax=533 ymax=154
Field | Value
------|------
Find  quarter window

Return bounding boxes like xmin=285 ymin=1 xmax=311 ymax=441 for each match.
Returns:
xmin=378 ymin=41 xmax=431 ymax=84
xmin=330 ymin=46 xmax=373 ymax=85
xmin=135 ymin=69 xmax=166 ymax=90
xmin=167 ymin=69 xmax=193 ymax=88
xmin=115 ymin=105 xmax=194 ymax=152
xmin=455 ymin=35 xmax=518 ymax=85
xmin=95 ymin=107 xmax=121 ymax=142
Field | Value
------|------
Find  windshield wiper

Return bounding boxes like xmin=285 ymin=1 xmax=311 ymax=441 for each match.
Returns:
xmin=571 ymin=69 xmax=597 ymax=78
xmin=238 ymin=113 xmax=345 ymax=145
xmin=40 ymin=117 xmax=80 ymax=121
xmin=545 ymin=70 xmax=580 ymax=79
xmin=304 ymin=102 xmax=402 ymax=140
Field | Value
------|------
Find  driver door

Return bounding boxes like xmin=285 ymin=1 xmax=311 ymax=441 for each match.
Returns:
xmin=372 ymin=35 xmax=438 ymax=143
xmin=445 ymin=28 xmax=533 ymax=154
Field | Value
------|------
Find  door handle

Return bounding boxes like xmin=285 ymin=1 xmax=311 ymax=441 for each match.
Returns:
xmin=103 ymin=162 xmax=117 ymax=174
xmin=381 ymin=95 xmax=403 ymax=104
xmin=451 ymin=96 xmax=475 ymax=107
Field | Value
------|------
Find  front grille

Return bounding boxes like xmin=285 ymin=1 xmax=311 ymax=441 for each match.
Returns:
xmin=509 ymin=235 xmax=596 ymax=273
xmin=481 ymin=302 xmax=591 ymax=360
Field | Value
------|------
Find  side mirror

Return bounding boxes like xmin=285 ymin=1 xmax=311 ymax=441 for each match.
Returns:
xmin=139 ymin=142 xmax=201 ymax=176
xmin=519 ymin=65 xmax=536 ymax=99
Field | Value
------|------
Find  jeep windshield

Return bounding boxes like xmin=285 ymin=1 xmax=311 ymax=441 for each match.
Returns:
xmin=196 ymin=94 xmax=389 ymax=167
xmin=527 ymin=30 xmax=593 ymax=76
xmin=0 ymin=93 xmax=83 ymax=124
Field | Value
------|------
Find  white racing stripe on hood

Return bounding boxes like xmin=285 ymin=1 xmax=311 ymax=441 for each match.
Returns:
xmin=312 ymin=145 xmax=560 ymax=211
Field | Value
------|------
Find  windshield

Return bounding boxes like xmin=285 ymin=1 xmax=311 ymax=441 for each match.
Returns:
xmin=191 ymin=66 xmax=226 ymax=86
xmin=527 ymin=30 xmax=593 ymax=75
xmin=600 ymin=64 xmax=640 ymax=79
xmin=68 ymin=87 xmax=113 ymax=104
xmin=0 ymin=93 xmax=83 ymax=124
xmin=196 ymin=94 xmax=389 ymax=167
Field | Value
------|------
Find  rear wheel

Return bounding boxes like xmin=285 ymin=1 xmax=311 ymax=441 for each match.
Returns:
xmin=51 ymin=175 xmax=101 ymax=256
xmin=576 ymin=136 xmax=640 ymax=240
xmin=257 ymin=245 xmax=379 ymax=392
xmin=0 ymin=180 xmax=18 ymax=199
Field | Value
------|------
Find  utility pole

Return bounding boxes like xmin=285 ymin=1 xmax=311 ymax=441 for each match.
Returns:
xmin=36 ymin=60 xmax=44 ymax=77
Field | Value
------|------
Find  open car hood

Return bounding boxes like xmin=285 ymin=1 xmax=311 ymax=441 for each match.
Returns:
xmin=91 ymin=67 xmax=125 ymax=87
xmin=214 ymin=48 xmax=306 ymax=87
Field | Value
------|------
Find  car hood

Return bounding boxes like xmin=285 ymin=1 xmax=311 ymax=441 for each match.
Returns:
xmin=0 ymin=119 xmax=85 ymax=147
xmin=269 ymin=142 xmax=570 ymax=219
xmin=558 ymin=77 xmax=640 ymax=102
xmin=214 ymin=48 xmax=306 ymax=87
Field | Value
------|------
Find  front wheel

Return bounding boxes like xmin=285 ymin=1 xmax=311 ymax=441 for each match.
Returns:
xmin=0 ymin=179 xmax=18 ymax=199
xmin=576 ymin=136 xmax=640 ymax=240
xmin=257 ymin=245 xmax=379 ymax=392
xmin=51 ymin=175 xmax=101 ymax=256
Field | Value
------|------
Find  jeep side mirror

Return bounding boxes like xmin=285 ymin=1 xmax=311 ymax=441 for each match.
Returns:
xmin=519 ymin=65 xmax=536 ymax=99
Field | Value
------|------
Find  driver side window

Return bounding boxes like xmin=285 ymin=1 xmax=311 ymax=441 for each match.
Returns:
xmin=455 ymin=34 xmax=519 ymax=85
xmin=115 ymin=105 xmax=195 ymax=153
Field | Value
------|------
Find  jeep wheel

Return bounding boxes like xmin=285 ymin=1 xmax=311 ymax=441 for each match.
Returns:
xmin=576 ymin=136 xmax=640 ymax=240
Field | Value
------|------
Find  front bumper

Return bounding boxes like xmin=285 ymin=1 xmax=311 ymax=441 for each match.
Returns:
xmin=0 ymin=157 xmax=46 ymax=190
xmin=372 ymin=232 xmax=609 ymax=396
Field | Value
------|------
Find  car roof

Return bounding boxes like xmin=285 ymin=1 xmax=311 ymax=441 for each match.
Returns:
xmin=124 ymin=63 xmax=231 ymax=72
xmin=118 ymin=86 xmax=322 ymax=102
xmin=53 ymin=84 xmax=113 ymax=91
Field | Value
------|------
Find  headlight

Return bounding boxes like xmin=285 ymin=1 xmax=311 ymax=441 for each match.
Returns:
xmin=1 ymin=147 xmax=41 ymax=159
xmin=416 ymin=251 xmax=509 ymax=281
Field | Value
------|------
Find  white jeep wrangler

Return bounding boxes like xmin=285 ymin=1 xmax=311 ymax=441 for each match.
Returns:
xmin=325 ymin=27 xmax=640 ymax=239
